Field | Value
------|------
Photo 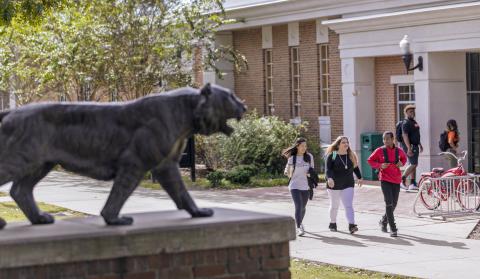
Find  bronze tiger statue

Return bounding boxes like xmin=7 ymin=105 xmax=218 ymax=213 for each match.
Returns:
xmin=0 ymin=83 xmax=246 ymax=229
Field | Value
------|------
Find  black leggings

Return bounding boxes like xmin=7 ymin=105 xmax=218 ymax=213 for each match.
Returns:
xmin=291 ymin=189 xmax=309 ymax=228
xmin=381 ymin=181 xmax=400 ymax=231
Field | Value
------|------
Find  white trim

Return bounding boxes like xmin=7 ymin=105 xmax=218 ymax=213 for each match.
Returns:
xmin=323 ymin=2 xmax=480 ymax=34
xmin=316 ymin=20 xmax=329 ymax=44
xmin=390 ymin=75 xmax=413 ymax=85
xmin=288 ymin=22 xmax=299 ymax=46
xmin=396 ymin=84 xmax=415 ymax=122
xmin=225 ymin=0 xmax=290 ymax=11
xmin=9 ymin=91 xmax=16 ymax=109
xmin=220 ymin=0 xmax=446 ymax=30
xmin=262 ymin=26 xmax=273 ymax=49
xmin=331 ymin=17 xmax=480 ymax=58
xmin=290 ymin=117 xmax=302 ymax=126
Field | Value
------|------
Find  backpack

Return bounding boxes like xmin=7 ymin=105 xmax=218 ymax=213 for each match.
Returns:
xmin=439 ymin=131 xmax=449 ymax=152
xmin=288 ymin=154 xmax=312 ymax=183
xmin=375 ymin=147 xmax=399 ymax=174
xmin=289 ymin=154 xmax=317 ymax=200
xmin=382 ymin=147 xmax=399 ymax=164
xmin=395 ymin=120 xmax=405 ymax=143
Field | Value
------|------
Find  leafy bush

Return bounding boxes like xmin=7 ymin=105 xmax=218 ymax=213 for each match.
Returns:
xmin=224 ymin=164 xmax=257 ymax=185
xmin=206 ymin=170 xmax=225 ymax=187
xmin=196 ymin=111 xmax=308 ymax=174
xmin=195 ymin=134 xmax=224 ymax=170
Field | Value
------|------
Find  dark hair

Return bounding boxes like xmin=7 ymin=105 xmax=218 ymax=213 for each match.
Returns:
xmin=447 ymin=119 xmax=459 ymax=134
xmin=383 ymin=131 xmax=394 ymax=139
xmin=282 ymin=137 xmax=311 ymax=163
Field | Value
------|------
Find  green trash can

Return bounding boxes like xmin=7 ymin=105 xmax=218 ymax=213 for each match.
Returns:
xmin=360 ymin=132 xmax=383 ymax=180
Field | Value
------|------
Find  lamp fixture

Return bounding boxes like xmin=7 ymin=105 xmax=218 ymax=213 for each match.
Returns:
xmin=399 ymin=35 xmax=423 ymax=72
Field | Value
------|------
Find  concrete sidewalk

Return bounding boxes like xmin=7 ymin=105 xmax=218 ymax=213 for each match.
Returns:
xmin=1 ymin=171 xmax=479 ymax=279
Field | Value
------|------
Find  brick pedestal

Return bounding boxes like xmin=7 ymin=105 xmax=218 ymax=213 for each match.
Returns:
xmin=0 ymin=208 xmax=295 ymax=279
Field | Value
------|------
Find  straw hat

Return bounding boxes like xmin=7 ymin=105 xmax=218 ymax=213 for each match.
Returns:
xmin=403 ymin=104 xmax=416 ymax=113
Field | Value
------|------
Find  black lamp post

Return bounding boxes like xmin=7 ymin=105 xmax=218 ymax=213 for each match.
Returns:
xmin=399 ymin=35 xmax=423 ymax=72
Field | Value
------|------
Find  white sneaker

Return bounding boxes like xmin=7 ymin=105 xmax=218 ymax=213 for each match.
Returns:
xmin=400 ymin=182 xmax=408 ymax=190
xmin=298 ymin=224 xmax=305 ymax=236
xmin=408 ymin=184 xmax=419 ymax=191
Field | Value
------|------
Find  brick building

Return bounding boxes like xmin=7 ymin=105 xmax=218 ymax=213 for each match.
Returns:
xmin=205 ymin=0 xmax=480 ymax=176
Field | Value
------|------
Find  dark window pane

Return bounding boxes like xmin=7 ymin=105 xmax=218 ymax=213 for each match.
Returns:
xmin=472 ymin=94 xmax=480 ymax=113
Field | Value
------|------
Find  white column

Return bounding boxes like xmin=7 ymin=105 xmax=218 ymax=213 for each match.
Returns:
xmin=341 ymin=57 xmax=376 ymax=163
xmin=203 ymin=32 xmax=235 ymax=90
xmin=413 ymin=52 xmax=467 ymax=175
xmin=8 ymin=79 xmax=16 ymax=109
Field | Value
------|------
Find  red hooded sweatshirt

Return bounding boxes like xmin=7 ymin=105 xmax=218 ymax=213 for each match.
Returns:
xmin=367 ymin=145 xmax=407 ymax=184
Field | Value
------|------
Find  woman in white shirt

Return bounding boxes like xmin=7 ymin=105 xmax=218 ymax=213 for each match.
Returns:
xmin=283 ymin=138 xmax=314 ymax=236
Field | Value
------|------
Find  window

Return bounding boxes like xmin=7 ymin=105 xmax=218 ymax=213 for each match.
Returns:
xmin=264 ymin=49 xmax=274 ymax=115
xmin=397 ymin=84 xmax=415 ymax=121
xmin=59 ymin=92 xmax=67 ymax=102
xmin=290 ymin=47 xmax=301 ymax=118
xmin=0 ymin=91 xmax=9 ymax=110
xmin=318 ymin=44 xmax=330 ymax=116
xmin=110 ymin=89 xmax=119 ymax=102
xmin=467 ymin=52 xmax=480 ymax=173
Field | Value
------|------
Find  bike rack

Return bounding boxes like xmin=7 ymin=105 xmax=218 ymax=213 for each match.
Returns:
xmin=413 ymin=174 xmax=480 ymax=220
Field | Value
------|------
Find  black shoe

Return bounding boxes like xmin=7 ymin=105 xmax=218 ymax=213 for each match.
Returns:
xmin=390 ymin=230 xmax=398 ymax=237
xmin=349 ymin=224 xmax=358 ymax=234
xmin=328 ymin=223 xmax=337 ymax=232
xmin=379 ymin=220 xmax=388 ymax=233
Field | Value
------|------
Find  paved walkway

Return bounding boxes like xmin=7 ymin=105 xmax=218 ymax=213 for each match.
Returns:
xmin=1 ymin=171 xmax=480 ymax=279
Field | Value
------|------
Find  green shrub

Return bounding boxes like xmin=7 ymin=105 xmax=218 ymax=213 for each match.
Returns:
xmin=195 ymin=134 xmax=223 ymax=170
xmin=196 ymin=111 xmax=306 ymax=174
xmin=224 ymin=164 xmax=257 ymax=185
xmin=206 ymin=170 xmax=225 ymax=187
xmin=304 ymin=135 xmax=325 ymax=173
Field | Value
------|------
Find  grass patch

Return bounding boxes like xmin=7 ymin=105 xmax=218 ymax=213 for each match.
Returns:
xmin=139 ymin=173 xmax=325 ymax=191
xmin=291 ymin=259 xmax=414 ymax=279
xmin=0 ymin=202 xmax=87 ymax=222
xmin=291 ymin=259 xmax=410 ymax=279
xmin=139 ymin=175 xmax=290 ymax=191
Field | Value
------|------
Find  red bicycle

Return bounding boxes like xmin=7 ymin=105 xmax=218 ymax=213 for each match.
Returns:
xmin=418 ymin=151 xmax=480 ymax=210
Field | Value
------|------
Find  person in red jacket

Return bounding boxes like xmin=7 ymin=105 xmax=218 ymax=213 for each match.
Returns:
xmin=368 ymin=131 xmax=407 ymax=237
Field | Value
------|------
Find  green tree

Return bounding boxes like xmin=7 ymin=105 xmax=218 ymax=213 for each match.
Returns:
xmin=0 ymin=0 xmax=65 ymax=26
xmin=0 ymin=0 xmax=246 ymax=104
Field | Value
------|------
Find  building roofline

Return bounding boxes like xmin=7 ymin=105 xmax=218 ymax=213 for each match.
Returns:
xmin=323 ymin=1 xmax=480 ymax=34
xmin=224 ymin=0 xmax=290 ymax=12
xmin=220 ymin=0 xmax=458 ymax=31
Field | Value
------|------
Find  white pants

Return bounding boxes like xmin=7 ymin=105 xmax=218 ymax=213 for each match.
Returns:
xmin=327 ymin=187 xmax=355 ymax=224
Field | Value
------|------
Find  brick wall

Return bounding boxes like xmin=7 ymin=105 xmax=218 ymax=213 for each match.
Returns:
xmin=0 ymin=242 xmax=291 ymax=279
xmin=271 ymin=24 xmax=291 ymax=122
xmin=233 ymin=28 xmax=264 ymax=115
xmin=328 ymin=30 xmax=343 ymax=141
xmin=374 ymin=56 xmax=405 ymax=133
xmin=299 ymin=21 xmax=320 ymax=142
xmin=232 ymin=22 xmax=343 ymax=143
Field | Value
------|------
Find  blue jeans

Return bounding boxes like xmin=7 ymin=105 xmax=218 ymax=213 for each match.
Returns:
xmin=290 ymin=189 xmax=309 ymax=228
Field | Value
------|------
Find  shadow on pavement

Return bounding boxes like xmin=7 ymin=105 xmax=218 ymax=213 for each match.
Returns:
xmin=400 ymin=234 xmax=468 ymax=250
xmin=302 ymin=232 xmax=367 ymax=247
xmin=346 ymin=231 xmax=414 ymax=246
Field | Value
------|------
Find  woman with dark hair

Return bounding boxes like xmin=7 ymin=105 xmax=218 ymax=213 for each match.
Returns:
xmin=325 ymin=136 xmax=362 ymax=234
xmin=283 ymin=138 xmax=314 ymax=236
xmin=445 ymin=119 xmax=460 ymax=168
xmin=368 ymin=131 xmax=407 ymax=237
